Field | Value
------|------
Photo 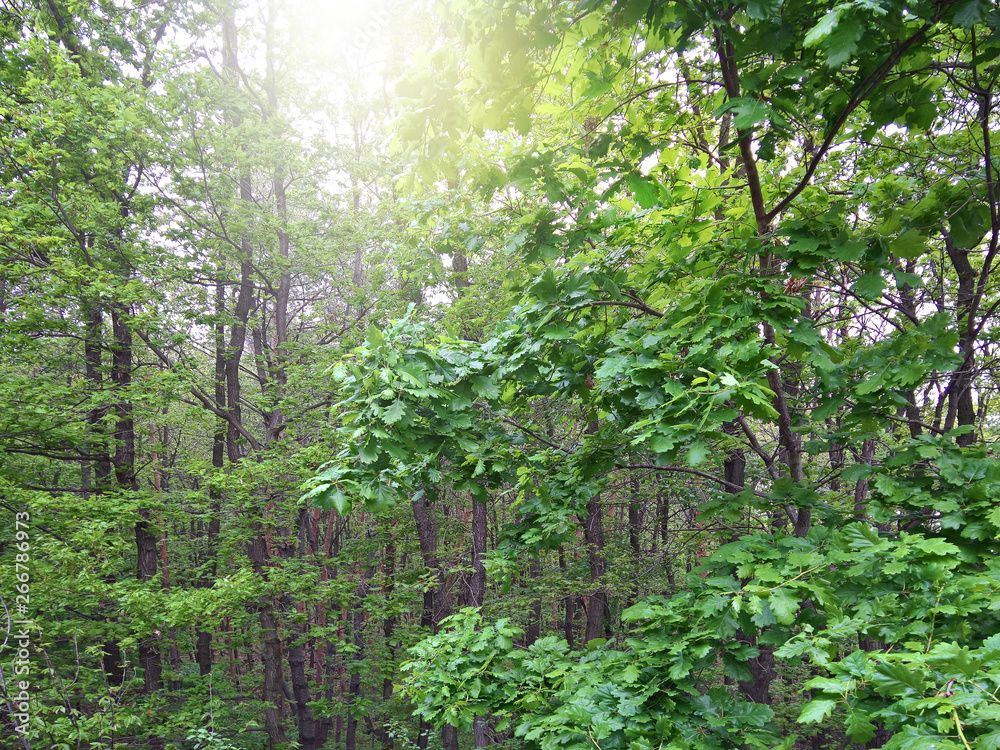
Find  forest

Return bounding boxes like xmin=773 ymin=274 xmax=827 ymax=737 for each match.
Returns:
xmin=2 ymin=0 xmax=1000 ymax=748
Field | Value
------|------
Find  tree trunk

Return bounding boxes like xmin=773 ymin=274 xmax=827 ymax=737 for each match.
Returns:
xmin=196 ymin=278 xmax=227 ymax=677
xmin=247 ymin=528 xmax=291 ymax=748
xmin=345 ymin=566 xmax=373 ymax=750
xmin=112 ymin=302 xmax=164 ymax=747
xmin=582 ymin=419 xmax=608 ymax=644
xmin=558 ymin=547 xmax=575 ymax=648
xmin=412 ymin=490 xmax=460 ymax=746
xmin=945 ymin=234 xmax=978 ymax=446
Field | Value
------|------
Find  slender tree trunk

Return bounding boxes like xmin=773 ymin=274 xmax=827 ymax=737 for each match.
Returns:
xmin=345 ymin=563 xmax=374 ymax=750
xmin=247 ymin=528 xmax=290 ymax=748
xmin=112 ymin=301 xmax=164 ymax=746
xmin=525 ymin=555 xmax=542 ymax=646
xmin=197 ymin=278 xmax=227 ymax=677
xmin=219 ymin=9 xmax=289 ymax=747
xmin=945 ymin=234 xmax=978 ymax=446
xmin=852 ymin=440 xmax=877 ymax=520
xmin=558 ymin=547 xmax=575 ymax=648
xmin=412 ymin=490 xmax=459 ymax=748
xmin=582 ymin=419 xmax=608 ymax=643
xmin=83 ymin=297 xmax=111 ymax=495
xmin=470 ymin=494 xmax=487 ymax=609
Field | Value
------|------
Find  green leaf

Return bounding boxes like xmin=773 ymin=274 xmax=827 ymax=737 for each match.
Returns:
xmin=769 ymin=588 xmax=799 ymax=625
xmin=383 ymin=399 xmax=406 ymax=425
xmin=367 ymin=325 xmax=385 ymax=347
xmin=872 ymin=660 xmax=928 ymax=696
xmin=649 ymin=432 xmax=676 ymax=453
xmin=686 ymin=440 xmax=710 ymax=466
xmin=841 ymin=463 xmax=873 ymax=482
xmin=617 ymin=0 xmax=651 ymax=25
xmin=798 ymin=698 xmax=836 ymax=724
xmin=853 ymin=271 xmax=886 ymax=299
xmin=830 ymin=240 xmax=866 ymax=262
xmin=803 ymin=7 xmax=845 ymax=48
xmin=470 ymin=374 xmax=499 ymax=399
xmin=316 ymin=487 xmax=351 ymax=516
xmin=358 ymin=439 xmax=380 ymax=464
xmin=954 ymin=0 xmax=990 ymax=27
xmin=396 ymin=362 xmax=428 ymax=388
xmin=925 ymin=642 xmax=983 ymax=678
xmin=365 ymin=484 xmax=396 ymax=514
xmin=889 ymin=229 xmax=927 ymax=261
xmin=805 ymin=677 xmax=849 ymax=695
xmin=729 ymin=99 xmax=769 ymax=130
xmin=979 ymin=729 xmax=1000 ymax=750
xmin=842 ymin=523 xmax=885 ymax=550
xmin=949 ymin=203 xmax=988 ymax=248
xmin=846 ymin=710 xmax=876 ymax=743
xmin=626 ymin=173 xmax=658 ymax=209
xmin=541 ymin=323 xmax=572 ymax=339
xmin=823 ymin=21 xmax=863 ymax=68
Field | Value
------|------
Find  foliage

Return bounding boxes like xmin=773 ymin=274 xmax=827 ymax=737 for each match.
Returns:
xmin=4 ymin=0 xmax=1000 ymax=747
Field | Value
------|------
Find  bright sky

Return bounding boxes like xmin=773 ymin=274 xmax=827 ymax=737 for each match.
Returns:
xmin=286 ymin=0 xmax=411 ymax=65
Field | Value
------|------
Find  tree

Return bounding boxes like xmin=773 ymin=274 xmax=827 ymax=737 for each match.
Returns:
xmin=312 ymin=0 xmax=1000 ymax=747
xmin=4 ymin=0 xmax=1000 ymax=747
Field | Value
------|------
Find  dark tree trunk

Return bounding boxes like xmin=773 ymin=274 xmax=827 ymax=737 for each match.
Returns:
xmin=559 ymin=547 xmax=575 ymax=648
xmin=346 ymin=554 xmax=376 ymax=750
xmin=525 ymin=555 xmax=542 ymax=646
xmin=470 ymin=495 xmax=487 ymax=608
xmin=247 ymin=528 xmax=291 ymax=748
xmin=852 ymin=440 xmax=876 ymax=520
xmin=412 ymin=491 xmax=461 ymax=746
xmin=412 ymin=491 xmax=439 ymax=750
xmin=102 ymin=640 xmax=124 ymax=688
xmin=112 ymin=302 xmax=164 ymax=747
xmin=83 ymin=298 xmax=111 ymax=494
xmin=196 ymin=279 xmax=227 ymax=677
xmin=945 ymin=234 xmax=978 ymax=446
xmin=582 ymin=419 xmax=608 ymax=643
xmin=738 ymin=641 xmax=776 ymax=705
xmin=289 ymin=636 xmax=328 ymax=750
xmin=288 ymin=512 xmax=333 ymax=750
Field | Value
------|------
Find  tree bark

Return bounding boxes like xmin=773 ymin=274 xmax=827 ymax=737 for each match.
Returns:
xmin=582 ymin=419 xmax=608 ymax=643
xmin=196 ymin=277 xmax=227 ymax=677
xmin=944 ymin=234 xmax=978 ymax=446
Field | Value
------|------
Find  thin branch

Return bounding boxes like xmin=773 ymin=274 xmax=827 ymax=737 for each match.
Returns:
xmin=502 ymin=417 xmax=572 ymax=453
xmin=736 ymin=415 xmax=780 ymax=481
xmin=766 ymin=20 xmax=938 ymax=222
xmin=619 ymin=463 xmax=768 ymax=497
xmin=584 ymin=299 xmax=663 ymax=317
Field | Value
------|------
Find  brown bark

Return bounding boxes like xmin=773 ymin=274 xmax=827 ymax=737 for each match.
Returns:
xmin=85 ymin=298 xmax=126 ymax=691
xmin=944 ymin=234 xmax=979 ymax=446
xmin=412 ymin=490 xmax=460 ymax=747
xmin=558 ymin=546 xmax=575 ymax=648
xmin=345 ymin=567 xmax=373 ymax=750
xmin=219 ymin=8 xmax=289 ymax=747
xmin=582 ymin=419 xmax=608 ymax=644
xmin=287 ymin=511 xmax=333 ymax=750
xmin=196 ymin=278 xmax=227 ymax=677
xmin=112 ymin=302 xmax=164 ymax=746
xmin=525 ymin=555 xmax=542 ymax=646
xmin=852 ymin=440 xmax=877 ymax=520
xmin=716 ymin=21 xmax=809 ymax=538
xmin=83 ymin=298 xmax=111 ymax=494
xmin=470 ymin=494 xmax=487 ymax=609
xmin=247 ymin=526 xmax=291 ymax=748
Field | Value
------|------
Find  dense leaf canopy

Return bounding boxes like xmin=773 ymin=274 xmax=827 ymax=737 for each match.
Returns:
xmin=2 ymin=1 xmax=1000 ymax=749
